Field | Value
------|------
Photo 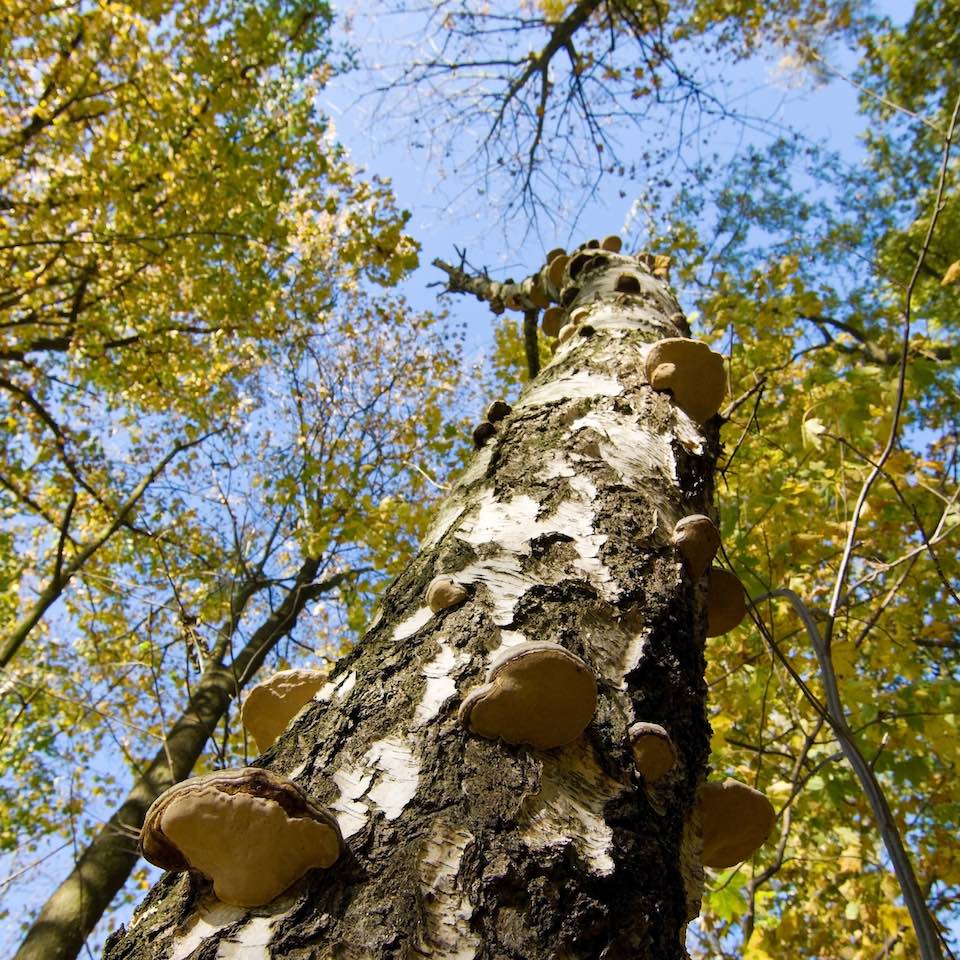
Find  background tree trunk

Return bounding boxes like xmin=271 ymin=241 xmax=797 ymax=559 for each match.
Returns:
xmin=103 ymin=251 xmax=718 ymax=960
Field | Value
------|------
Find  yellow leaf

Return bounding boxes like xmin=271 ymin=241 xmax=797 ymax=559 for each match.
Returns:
xmin=801 ymin=416 xmax=827 ymax=449
xmin=941 ymin=260 xmax=960 ymax=286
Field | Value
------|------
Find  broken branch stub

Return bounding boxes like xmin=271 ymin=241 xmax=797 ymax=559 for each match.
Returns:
xmin=644 ymin=338 xmax=726 ymax=424
xmin=140 ymin=768 xmax=344 ymax=907
xmin=241 ymin=668 xmax=328 ymax=753
xmin=458 ymin=641 xmax=597 ymax=750
xmin=698 ymin=778 xmax=775 ymax=868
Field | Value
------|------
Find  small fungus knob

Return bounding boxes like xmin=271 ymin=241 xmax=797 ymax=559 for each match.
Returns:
xmin=472 ymin=421 xmax=497 ymax=450
xmin=425 ymin=575 xmax=468 ymax=614
xmin=486 ymin=399 xmax=513 ymax=423
xmin=672 ymin=514 xmax=721 ymax=581
xmin=458 ymin=641 xmax=597 ymax=750
xmin=140 ymin=768 xmax=343 ymax=907
xmin=628 ymin=721 xmax=676 ymax=783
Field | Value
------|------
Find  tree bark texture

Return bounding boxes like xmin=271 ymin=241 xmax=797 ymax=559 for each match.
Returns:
xmin=103 ymin=252 xmax=719 ymax=960
xmin=17 ymin=560 xmax=346 ymax=960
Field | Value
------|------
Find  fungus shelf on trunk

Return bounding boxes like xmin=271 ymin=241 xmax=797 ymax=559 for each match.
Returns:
xmin=105 ymin=248 xmax=722 ymax=960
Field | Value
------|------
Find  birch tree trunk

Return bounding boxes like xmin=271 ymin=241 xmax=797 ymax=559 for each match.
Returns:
xmin=102 ymin=250 xmax=718 ymax=960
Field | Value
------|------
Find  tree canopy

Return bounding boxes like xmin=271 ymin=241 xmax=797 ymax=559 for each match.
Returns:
xmin=2 ymin=0 xmax=959 ymax=958
xmin=1 ymin=0 xmax=464 ymax=952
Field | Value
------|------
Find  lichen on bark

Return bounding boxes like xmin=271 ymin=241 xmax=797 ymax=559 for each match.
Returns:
xmin=104 ymin=251 xmax=718 ymax=960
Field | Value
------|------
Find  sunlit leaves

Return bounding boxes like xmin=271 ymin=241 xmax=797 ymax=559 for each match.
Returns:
xmin=0 ymin=1 xmax=467 ymax=948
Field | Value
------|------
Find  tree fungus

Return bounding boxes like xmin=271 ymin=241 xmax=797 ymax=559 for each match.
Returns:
xmin=644 ymin=338 xmax=726 ymax=424
xmin=628 ymin=721 xmax=677 ymax=783
xmin=140 ymin=768 xmax=343 ymax=907
xmin=672 ymin=514 xmax=721 ymax=580
xmin=698 ymin=778 xmax=775 ymax=868
xmin=241 ymin=669 xmax=328 ymax=753
xmin=458 ymin=641 xmax=597 ymax=750
xmin=425 ymin=575 xmax=469 ymax=613
xmin=706 ymin=567 xmax=747 ymax=636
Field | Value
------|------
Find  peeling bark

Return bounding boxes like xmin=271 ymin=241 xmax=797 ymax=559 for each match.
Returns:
xmin=104 ymin=252 xmax=717 ymax=960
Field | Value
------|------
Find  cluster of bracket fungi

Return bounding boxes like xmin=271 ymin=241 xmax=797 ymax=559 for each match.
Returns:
xmin=139 ymin=238 xmax=775 ymax=910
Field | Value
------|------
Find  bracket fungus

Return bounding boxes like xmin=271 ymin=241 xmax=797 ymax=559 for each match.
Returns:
xmin=706 ymin=567 xmax=747 ymax=637
xmin=615 ymin=273 xmax=642 ymax=294
xmin=698 ymin=778 xmax=775 ymax=868
xmin=541 ymin=306 xmax=565 ymax=338
xmin=486 ymin=399 xmax=513 ymax=423
xmin=560 ymin=285 xmax=579 ymax=307
xmin=472 ymin=421 xmax=497 ymax=450
xmin=568 ymin=252 xmax=591 ymax=279
xmin=628 ymin=721 xmax=677 ymax=783
xmin=547 ymin=254 xmax=569 ymax=291
xmin=557 ymin=322 xmax=578 ymax=343
xmin=141 ymin=768 xmax=344 ymax=907
xmin=644 ymin=338 xmax=726 ymax=424
xmin=242 ymin=668 xmax=328 ymax=753
xmin=600 ymin=234 xmax=622 ymax=252
xmin=672 ymin=514 xmax=721 ymax=581
xmin=426 ymin=574 xmax=468 ymax=614
xmin=458 ymin=641 xmax=597 ymax=750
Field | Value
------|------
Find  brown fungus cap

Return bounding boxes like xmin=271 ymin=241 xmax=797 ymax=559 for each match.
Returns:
xmin=615 ymin=273 xmax=642 ymax=294
xmin=486 ymin=399 xmax=513 ymax=423
xmin=557 ymin=322 xmax=578 ymax=343
xmin=241 ymin=668 xmax=328 ymax=753
xmin=568 ymin=252 xmax=591 ymax=280
xmin=698 ymin=778 xmax=775 ymax=868
xmin=472 ymin=421 xmax=497 ymax=449
xmin=140 ymin=768 xmax=343 ymax=907
xmin=529 ymin=282 xmax=551 ymax=309
xmin=541 ymin=306 xmax=565 ymax=338
xmin=425 ymin=575 xmax=468 ymax=614
xmin=547 ymin=255 xmax=569 ymax=291
xmin=645 ymin=338 xmax=726 ymax=424
xmin=458 ymin=641 xmax=597 ymax=750
xmin=628 ymin=721 xmax=676 ymax=783
xmin=706 ymin=567 xmax=747 ymax=637
xmin=600 ymin=234 xmax=622 ymax=253
xmin=672 ymin=514 xmax=721 ymax=581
